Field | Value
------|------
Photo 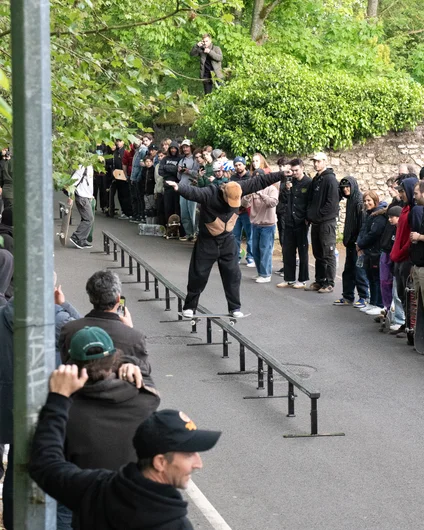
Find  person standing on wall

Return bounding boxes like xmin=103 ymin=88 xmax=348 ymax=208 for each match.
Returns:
xmin=190 ymin=34 xmax=223 ymax=95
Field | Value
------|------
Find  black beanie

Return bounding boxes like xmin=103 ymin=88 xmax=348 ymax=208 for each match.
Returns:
xmin=387 ymin=205 xmax=402 ymax=218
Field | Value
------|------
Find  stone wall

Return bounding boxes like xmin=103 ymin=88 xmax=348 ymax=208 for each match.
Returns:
xmin=271 ymin=124 xmax=424 ymax=236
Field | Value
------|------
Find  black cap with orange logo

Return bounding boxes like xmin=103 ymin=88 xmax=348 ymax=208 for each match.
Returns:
xmin=132 ymin=409 xmax=221 ymax=458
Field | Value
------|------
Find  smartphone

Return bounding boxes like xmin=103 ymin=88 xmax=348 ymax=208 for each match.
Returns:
xmin=117 ymin=296 xmax=126 ymax=316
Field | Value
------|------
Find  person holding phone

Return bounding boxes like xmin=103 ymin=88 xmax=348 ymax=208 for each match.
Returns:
xmin=190 ymin=34 xmax=223 ymax=94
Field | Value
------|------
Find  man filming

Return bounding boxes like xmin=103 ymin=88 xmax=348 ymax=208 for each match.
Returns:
xmin=190 ymin=34 xmax=223 ymax=94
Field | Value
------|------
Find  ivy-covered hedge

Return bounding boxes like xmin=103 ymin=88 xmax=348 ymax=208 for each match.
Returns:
xmin=192 ymin=56 xmax=424 ymax=155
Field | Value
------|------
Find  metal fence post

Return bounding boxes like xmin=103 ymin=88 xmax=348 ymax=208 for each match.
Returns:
xmin=11 ymin=0 xmax=57 ymax=526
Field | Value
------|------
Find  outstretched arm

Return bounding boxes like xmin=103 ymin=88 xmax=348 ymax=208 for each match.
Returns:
xmin=165 ymin=180 xmax=214 ymax=204
xmin=239 ymin=172 xmax=283 ymax=196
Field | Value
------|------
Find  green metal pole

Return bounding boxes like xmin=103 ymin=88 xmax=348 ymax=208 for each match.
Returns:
xmin=10 ymin=0 xmax=56 ymax=527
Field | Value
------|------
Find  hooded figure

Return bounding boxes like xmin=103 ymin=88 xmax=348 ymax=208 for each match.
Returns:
xmin=390 ymin=177 xmax=418 ymax=264
xmin=159 ymin=142 xmax=183 ymax=225
xmin=341 ymin=177 xmax=363 ymax=247
xmin=0 ymin=249 xmax=13 ymax=306
xmin=333 ymin=177 xmax=369 ymax=307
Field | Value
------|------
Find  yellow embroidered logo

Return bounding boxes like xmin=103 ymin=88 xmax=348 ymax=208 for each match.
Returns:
xmin=185 ymin=420 xmax=197 ymax=431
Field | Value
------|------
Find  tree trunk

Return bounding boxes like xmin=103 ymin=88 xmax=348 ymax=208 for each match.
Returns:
xmin=250 ymin=0 xmax=265 ymax=42
xmin=367 ymin=0 xmax=379 ymax=18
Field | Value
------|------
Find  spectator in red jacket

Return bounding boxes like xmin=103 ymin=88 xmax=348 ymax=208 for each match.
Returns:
xmin=390 ymin=176 xmax=418 ymax=336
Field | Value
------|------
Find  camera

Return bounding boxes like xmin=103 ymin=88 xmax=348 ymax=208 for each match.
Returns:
xmin=199 ymin=165 xmax=205 ymax=171
xmin=286 ymin=176 xmax=293 ymax=183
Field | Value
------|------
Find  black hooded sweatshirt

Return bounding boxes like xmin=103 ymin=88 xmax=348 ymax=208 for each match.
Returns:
xmin=341 ymin=177 xmax=363 ymax=247
xmin=159 ymin=142 xmax=182 ymax=185
xmin=30 ymin=394 xmax=193 ymax=530
xmin=307 ymin=168 xmax=339 ymax=224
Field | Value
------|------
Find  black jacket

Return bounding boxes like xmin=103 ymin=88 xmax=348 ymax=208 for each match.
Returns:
xmin=357 ymin=204 xmax=387 ymax=255
xmin=281 ymin=174 xmax=312 ymax=227
xmin=59 ymin=310 xmax=154 ymax=388
xmin=143 ymin=166 xmax=156 ymax=195
xmin=30 ymin=394 xmax=193 ymax=530
xmin=178 ymin=172 xmax=283 ymax=240
xmin=159 ymin=142 xmax=182 ymax=185
xmin=307 ymin=168 xmax=339 ymax=224
xmin=341 ymin=177 xmax=363 ymax=247
xmin=0 ymin=300 xmax=13 ymax=444
xmin=377 ymin=197 xmax=402 ymax=254
xmin=66 ymin=369 xmax=160 ymax=471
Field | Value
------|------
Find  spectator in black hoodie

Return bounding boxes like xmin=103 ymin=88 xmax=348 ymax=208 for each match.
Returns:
xmin=305 ymin=153 xmax=340 ymax=293
xmin=410 ymin=180 xmax=424 ymax=316
xmin=30 ymin=365 xmax=220 ymax=530
xmin=333 ymin=177 xmax=369 ymax=307
xmin=159 ymin=141 xmax=183 ymax=228
xmin=142 ymin=156 xmax=157 ymax=223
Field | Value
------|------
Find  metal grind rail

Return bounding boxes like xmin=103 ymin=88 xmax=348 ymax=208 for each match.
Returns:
xmin=102 ymin=230 xmax=344 ymax=438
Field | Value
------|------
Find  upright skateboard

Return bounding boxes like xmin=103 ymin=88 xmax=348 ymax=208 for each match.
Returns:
xmin=165 ymin=214 xmax=180 ymax=239
xmin=58 ymin=198 xmax=73 ymax=247
xmin=87 ymin=198 xmax=96 ymax=244
xmin=405 ymin=275 xmax=417 ymax=346
xmin=179 ymin=313 xmax=251 ymax=327
xmin=413 ymin=289 xmax=424 ymax=354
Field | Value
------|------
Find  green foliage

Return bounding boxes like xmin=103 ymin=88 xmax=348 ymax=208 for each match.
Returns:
xmin=193 ymin=55 xmax=424 ymax=155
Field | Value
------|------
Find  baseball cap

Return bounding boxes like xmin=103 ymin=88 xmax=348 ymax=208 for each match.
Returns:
xmin=339 ymin=178 xmax=351 ymax=188
xmin=133 ymin=409 xmax=221 ymax=458
xmin=213 ymin=161 xmax=223 ymax=172
xmin=311 ymin=152 xmax=327 ymax=161
xmin=233 ymin=156 xmax=246 ymax=166
xmin=181 ymin=139 xmax=191 ymax=147
xmin=387 ymin=205 xmax=402 ymax=217
xmin=148 ymin=144 xmax=158 ymax=151
xmin=69 ymin=326 xmax=116 ymax=361
xmin=212 ymin=149 xmax=223 ymax=160
xmin=223 ymin=181 xmax=242 ymax=207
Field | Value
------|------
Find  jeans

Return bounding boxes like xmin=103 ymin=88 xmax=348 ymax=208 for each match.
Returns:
xmin=73 ymin=195 xmax=94 ymax=243
xmin=57 ymin=503 xmax=73 ymax=530
xmin=233 ymin=212 xmax=253 ymax=262
xmin=365 ymin=255 xmax=383 ymax=308
xmin=392 ymin=277 xmax=405 ymax=325
xmin=342 ymin=245 xmax=369 ymax=301
xmin=252 ymin=225 xmax=275 ymax=277
xmin=180 ymin=197 xmax=197 ymax=237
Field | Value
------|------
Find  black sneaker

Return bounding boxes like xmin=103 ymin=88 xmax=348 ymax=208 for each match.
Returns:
xmin=70 ymin=235 xmax=84 ymax=249
xmin=82 ymin=241 xmax=93 ymax=248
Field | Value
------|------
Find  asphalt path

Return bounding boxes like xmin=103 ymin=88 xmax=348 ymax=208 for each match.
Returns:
xmin=53 ymin=198 xmax=424 ymax=530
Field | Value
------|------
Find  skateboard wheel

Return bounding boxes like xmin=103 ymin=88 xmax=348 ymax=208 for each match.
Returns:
xmin=229 ymin=320 xmax=235 ymax=326
xmin=190 ymin=320 xmax=196 ymax=326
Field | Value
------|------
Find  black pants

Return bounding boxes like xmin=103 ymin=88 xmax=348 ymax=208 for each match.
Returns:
xmin=283 ymin=223 xmax=309 ymax=282
xmin=203 ymin=71 xmax=213 ymax=94
xmin=311 ymin=220 xmax=337 ymax=287
xmin=364 ymin=255 xmax=382 ymax=307
xmin=342 ymin=244 xmax=369 ymax=301
xmin=394 ymin=260 xmax=412 ymax=312
xmin=184 ymin=235 xmax=241 ymax=312
xmin=116 ymin=180 xmax=133 ymax=217
xmin=164 ymin=188 xmax=185 ymax=236
xmin=108 ymin=180 xmax=116 ymax=216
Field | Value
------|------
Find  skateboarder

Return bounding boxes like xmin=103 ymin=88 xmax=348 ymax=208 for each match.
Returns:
xmin=166 ymin=170 xmax=284 ymax=317
xmin=69 ymin=165 xmax=95 ymax=249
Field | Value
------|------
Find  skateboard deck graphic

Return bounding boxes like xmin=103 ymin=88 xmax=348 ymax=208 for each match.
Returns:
xmin=179 ymin=313 xmax=250 ymax=327
xmin=58 ymin=198 xmax=73 ymax=247
xmin=166 ymin=214 xmax=180 ymax=239
xmin=405 ymin=277 xmax=417 ymax=346
xmin=87 ymin=197 xmax=96 ymax=243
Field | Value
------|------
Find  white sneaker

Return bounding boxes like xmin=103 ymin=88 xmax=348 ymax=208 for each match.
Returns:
xmin=256 ymin=276 xmax=271 ymax=283
xmin=246 ymin=261 xmax=256 ymax=268
xmin=182 ymin=309 xmax=194 ymax=318
xmin=366 ymin=306 xmax=383 ymax=316
xmin=389 ymin=324 xmax=401 ymax=331
xmin=292 ymin=281 xmax=306 ymax=289
xmin=276 ymin=281 xmax=295 ymax=288
xmin=230 ymin=310 xmax=244 ymax=318
xmin=360 ymin=304 xmax=373 ymax=312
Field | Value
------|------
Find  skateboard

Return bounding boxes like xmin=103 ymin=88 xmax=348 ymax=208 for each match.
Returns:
xmin=112 ymin=169 xmax=127 ymax=181
xmin=165 ymin=214 xmax=180 ymax=239
xmin=413 ymin=288 xmax=424 ymax=354
xmin=138 ymin=223 xmax=166 ymax=237
xmin=179 ymin=313 xmax=251 ymax=327
xmin=87 ymin=197 xmax=96 ymax=244
xmin=405 ymin=276 xmax=417 ymax=346
xmin=58 ymin=198 xmax=73 ymax=247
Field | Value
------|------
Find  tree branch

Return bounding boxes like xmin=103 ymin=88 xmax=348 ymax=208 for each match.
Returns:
xmin=260 ymin=0 xmax=282 ymax=23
